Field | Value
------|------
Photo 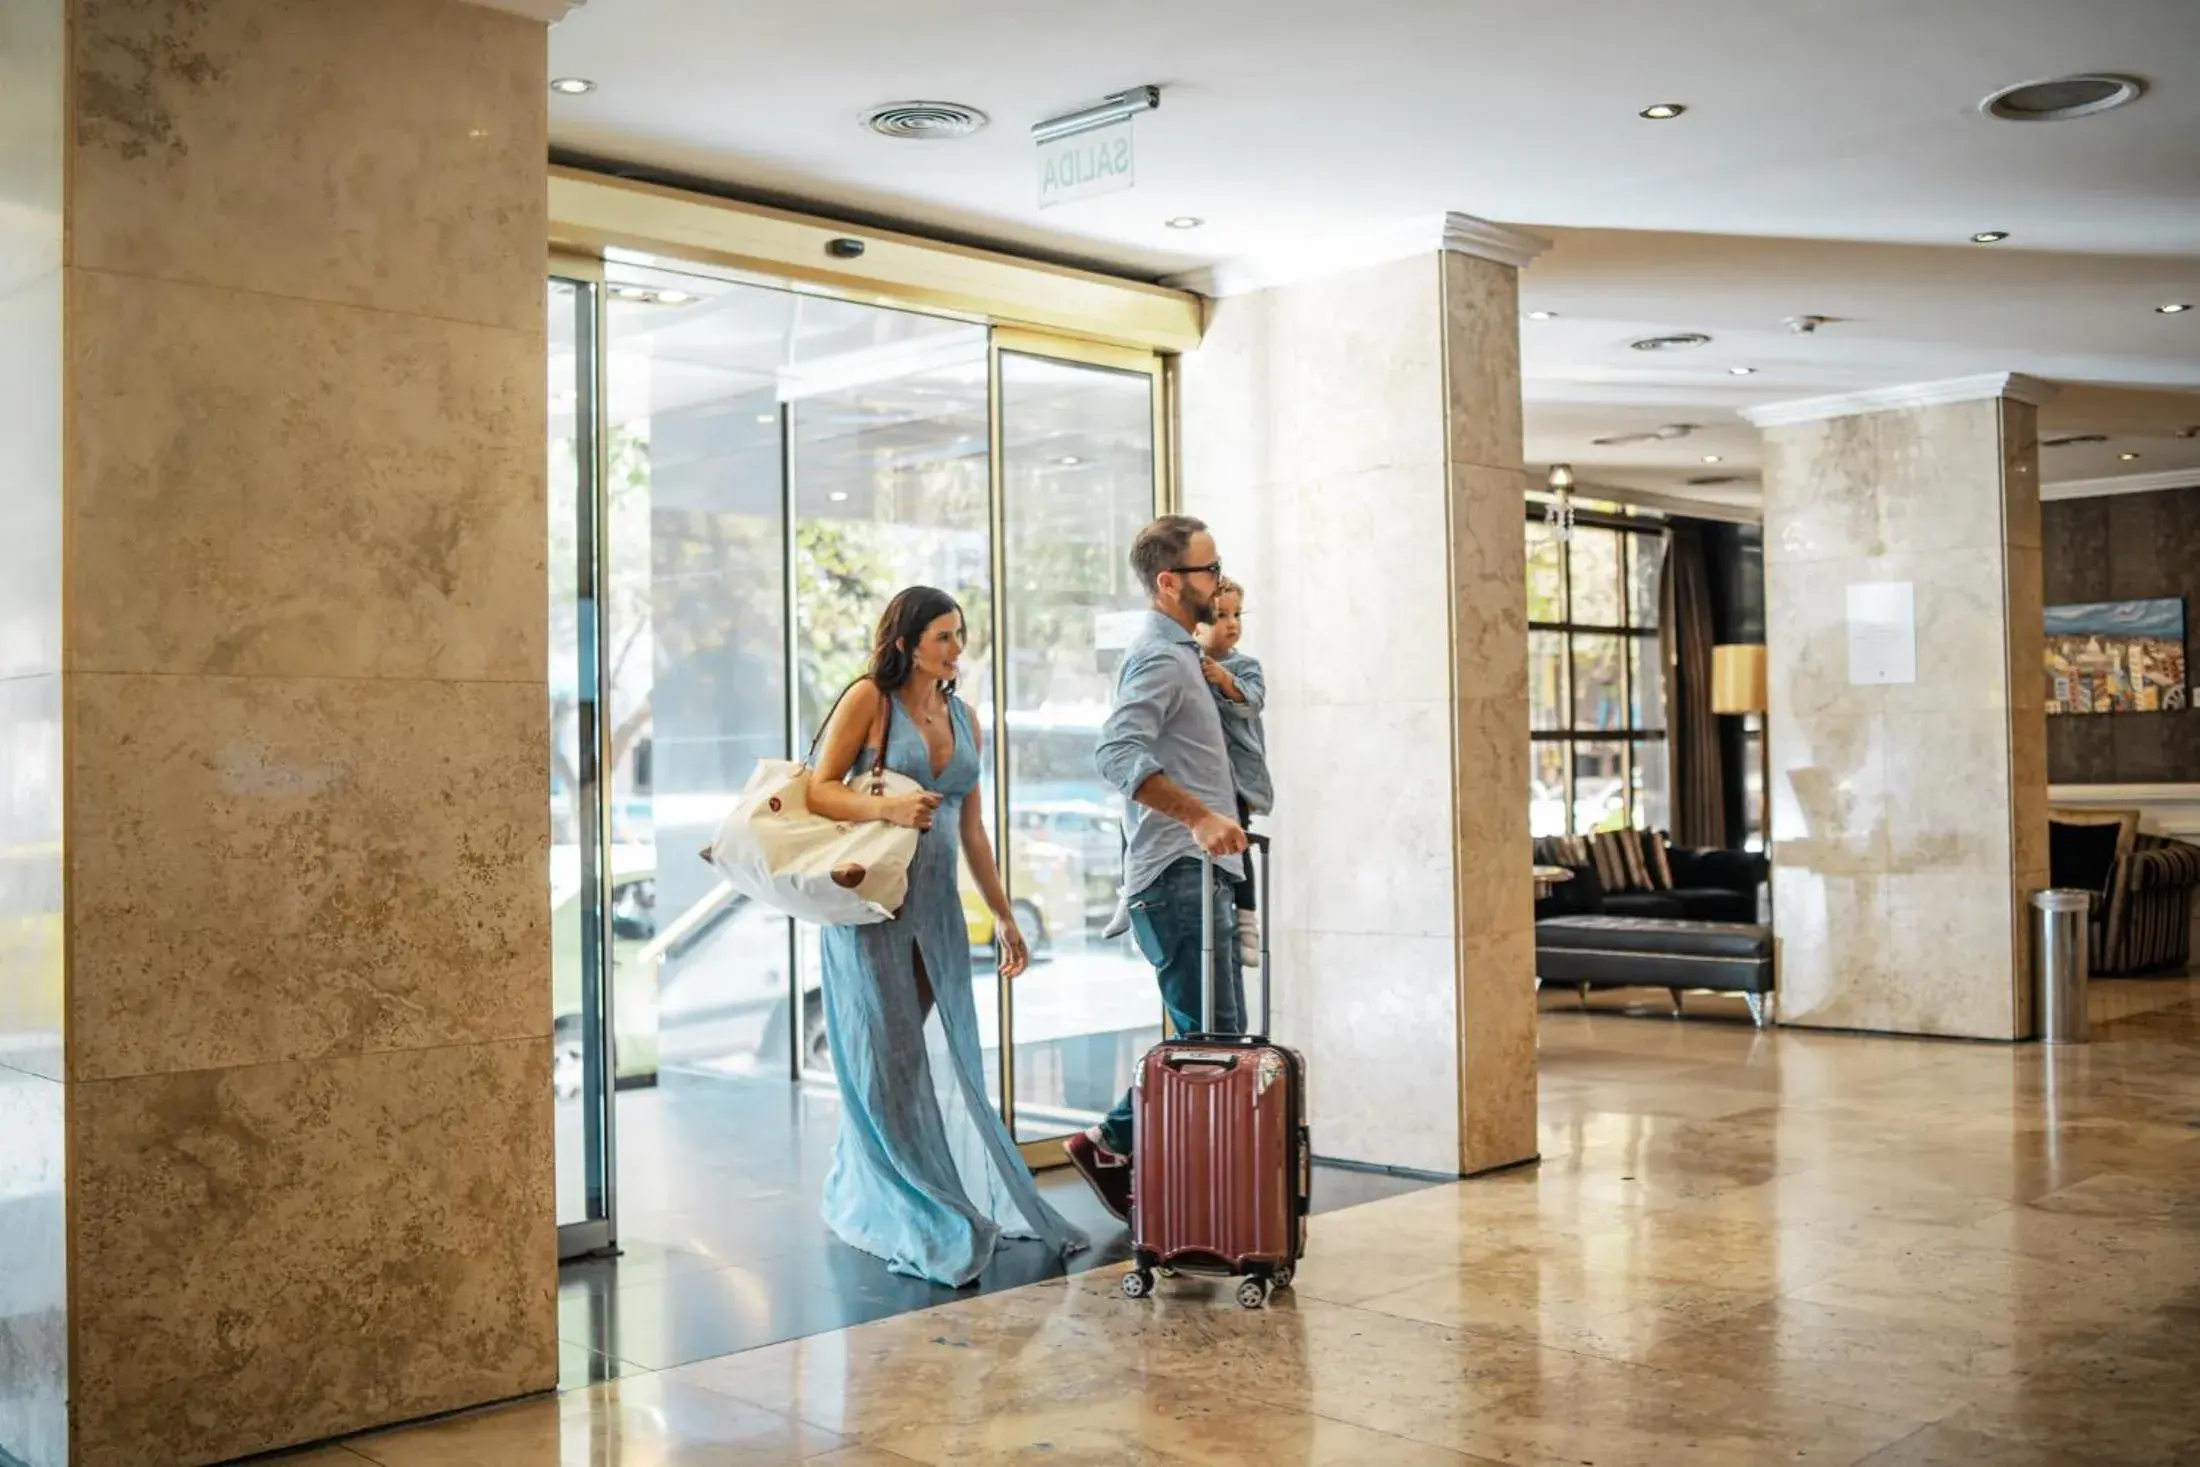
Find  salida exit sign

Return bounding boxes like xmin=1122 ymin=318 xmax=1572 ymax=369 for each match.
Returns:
xmin=1037 ymin=119 xmax=1134 ymax=208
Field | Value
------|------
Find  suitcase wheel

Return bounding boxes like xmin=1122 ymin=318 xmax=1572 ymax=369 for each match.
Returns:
xmin=1156 ymin=1265 xmax=1178 ymax=1278
xmin=1121 ymin=1269 xmax=1155 ymax=1301
xmin=1235 ymin=1276 xmax=1271 ymax=1310
xmin=1271 ymin=1264 xmax=1294 ymax=1292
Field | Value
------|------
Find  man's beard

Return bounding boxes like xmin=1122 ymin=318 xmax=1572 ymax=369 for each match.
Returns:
xmin=1184 ymin=582 xmax=1217 ymax=625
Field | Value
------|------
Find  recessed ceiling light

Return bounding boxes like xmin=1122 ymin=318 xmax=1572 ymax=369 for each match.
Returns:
xmin=829 ymin=491 xmax=850 ymax=502
xmin=655 ymin=289 xmax=693 ymax=305
xmin=613 ymin=286 xmax=649 ymax=301
xmin=861 ymin=101 xmax=989 ymax=139
xmin=1701 ymin=454 xmax=1724 ymax=464
xmin=1527 ymin=310 xmax=1557 ymax=321
xmin=2120 ymin=452 xmax=2142 ymax=461
xmin=550 ymin=77 xmax=596 ymax=96
xmin=1639 ymin=103 xmax=1686 ymax=120
xmin=1728 ymin=366 xmax=1757 ymax=376
xmin=2159 ymin=302 xmax=2192 ymax=314
xmin=1059 ymin=455 xmax=1083 ymax=466
xmin=1982 ymin=73 xmax=2145 ymax=122
xmin=1164 ymin=216 xmax=1204 ymax=230
xmin=757 ymin=414 xmax=776 ymax=425
xmin=1630 ymin=333 xmax=1712 ymax=352
xmin=1971 ymin=231 xmax=2010 ymax=244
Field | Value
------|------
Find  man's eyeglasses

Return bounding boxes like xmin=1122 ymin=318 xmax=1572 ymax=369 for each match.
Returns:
xmin=1168 ymin=561 xmax=1222 ymax=579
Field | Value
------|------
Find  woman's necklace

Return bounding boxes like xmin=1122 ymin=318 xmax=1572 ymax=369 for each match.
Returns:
xmin=900 ymin=690 xmax=945 ymax=727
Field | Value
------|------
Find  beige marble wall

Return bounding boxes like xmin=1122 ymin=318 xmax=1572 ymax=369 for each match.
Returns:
xmin=1762 ymin=395 xmax=2046 ymax=1040
xmin=0 ymin=2 xmax=68 ymax=1462
xmin=50 ymin=1 xmax=557 ymax=1461
xmin=1181 ymin=247 xmax=1534 ymax=1176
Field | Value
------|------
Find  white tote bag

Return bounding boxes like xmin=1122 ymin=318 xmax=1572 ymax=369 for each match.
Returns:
xmin=705 ymin=687 xmax=921 ymax=926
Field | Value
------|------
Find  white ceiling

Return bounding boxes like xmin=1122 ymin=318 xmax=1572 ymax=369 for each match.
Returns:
xmin=547 ymin=0 xmax=2200 ymax=508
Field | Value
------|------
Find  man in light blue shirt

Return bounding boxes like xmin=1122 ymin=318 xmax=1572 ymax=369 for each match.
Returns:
xmin=1066 ymin=515 xmax=1248 ymax=1220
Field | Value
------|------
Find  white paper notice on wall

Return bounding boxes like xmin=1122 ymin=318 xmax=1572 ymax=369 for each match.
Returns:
xmin=1845 ymin=581 xmax=1917 ymax=685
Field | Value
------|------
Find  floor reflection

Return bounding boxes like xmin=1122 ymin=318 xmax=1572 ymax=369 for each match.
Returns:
xmin=553 ymin=1069 xmax=1435 ymax=1381
xmin=298 ymin=974 xmax=2200 ymax=1466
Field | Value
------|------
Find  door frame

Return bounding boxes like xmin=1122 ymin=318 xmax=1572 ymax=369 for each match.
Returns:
xmin=988 ymin=327 xmax=1171 ymax=1170
xmin=546 ymin=249 xmax=1185 ymax=1226
xmin=552 ymin=256 xmax=621 ymax=1262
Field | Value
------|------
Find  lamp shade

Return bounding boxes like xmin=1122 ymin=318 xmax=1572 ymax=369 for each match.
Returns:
xmin=1711 ymin=643 xmax=1768 ymax=715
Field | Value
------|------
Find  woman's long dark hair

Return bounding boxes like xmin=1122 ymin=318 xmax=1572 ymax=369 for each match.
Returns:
xmin=868 ymin=585 xmax=963 ymax=695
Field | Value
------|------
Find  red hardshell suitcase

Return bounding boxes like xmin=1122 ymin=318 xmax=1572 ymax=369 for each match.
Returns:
xmin=1123 ymin=838 xmax=1310 ymax=1309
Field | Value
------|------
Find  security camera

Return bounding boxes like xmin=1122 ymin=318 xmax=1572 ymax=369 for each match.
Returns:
xmin=1787 ymin=314 xmax=1831 ymax=335
xmin=827 ymin=237 xmax=866 ymax=259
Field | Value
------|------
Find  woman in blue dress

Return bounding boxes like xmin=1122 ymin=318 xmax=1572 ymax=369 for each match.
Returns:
xmin=804 ymin=585 xmax=1090 ymax=1286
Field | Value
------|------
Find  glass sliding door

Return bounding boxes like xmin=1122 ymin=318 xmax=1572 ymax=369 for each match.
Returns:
xmin=994 ymin=340 xmax=1163 ymax=1146
xmin=550 ymin=274 xmax=618 ymax=1257
xmin=588 ymin=259 xmax=993 ymax=1103
xmin=550 ymin=255 xmax=1172 ymax=1234
xmin=595 ymin=262 xmax=796 ymax=1100
xmin=784 ymin=303 xmax=994 ymax=1086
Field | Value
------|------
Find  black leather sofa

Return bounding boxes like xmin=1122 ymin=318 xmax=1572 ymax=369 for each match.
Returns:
xmin=1533 ymin=841 xmax=1765 ymax=924
xmin=1533 ymin=836 xmax=1774 ymax=1025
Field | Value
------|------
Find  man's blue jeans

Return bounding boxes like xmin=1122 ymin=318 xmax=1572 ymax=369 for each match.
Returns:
xmin=1096 ymin=856 xmax=1245 ymax=1157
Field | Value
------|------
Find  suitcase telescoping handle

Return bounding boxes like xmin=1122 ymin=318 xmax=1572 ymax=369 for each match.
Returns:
xmin=1198 ymin=834 xmax=1271 ymax=1038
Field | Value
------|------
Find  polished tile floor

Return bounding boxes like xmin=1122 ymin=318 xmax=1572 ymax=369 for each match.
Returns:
xmin=294 ymin=976 xmax=2200 ymax=1466
xmin=557 ymin=1069 xmax=1436 ymax=1383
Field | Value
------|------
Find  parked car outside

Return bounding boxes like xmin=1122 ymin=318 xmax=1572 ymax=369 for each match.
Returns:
xmin=552 ymin=832 xmax=1087 ymax=1095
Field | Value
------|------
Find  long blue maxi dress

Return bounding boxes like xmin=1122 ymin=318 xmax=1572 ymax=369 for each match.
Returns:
xmin=817 ymin=697 xmax=1090 ymax=1286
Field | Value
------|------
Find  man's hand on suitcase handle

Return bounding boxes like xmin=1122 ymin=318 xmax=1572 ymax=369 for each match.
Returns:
xmin=1193 ymin=810 xmax=1249 ymax=857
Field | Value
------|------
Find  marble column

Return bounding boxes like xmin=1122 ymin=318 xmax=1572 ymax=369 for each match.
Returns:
xmin=0 ymin=3 xmax=568 ymax=1463
xmin=1178 ymin=216 xmax=1546 ymax=1176
xmin=1746 ymin=375 xmax=2050 ymax=1041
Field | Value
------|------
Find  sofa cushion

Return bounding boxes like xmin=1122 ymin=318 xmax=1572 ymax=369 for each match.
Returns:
xmin=1538 ymin=914 xmax=1771 ymax=960
xmin=2047 ymin=806 xmax=2140 ymax=859
xmin=1666 ymin=844 xmax=1768 ymax=891
xmin=1666 ymin=887 xmax=1759 ymax=924
xmin=1601 ymin=891 xmax=1685 ymax=920
xmin=2049 ymin=817 xmax=2127 ymax=898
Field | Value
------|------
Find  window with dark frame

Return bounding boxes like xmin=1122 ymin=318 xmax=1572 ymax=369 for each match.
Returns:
xmin=1525 ymin=509 xmax=1669 ymax=838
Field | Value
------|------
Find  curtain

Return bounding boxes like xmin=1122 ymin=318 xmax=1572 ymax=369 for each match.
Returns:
xmin=1658 ymin=523 xmax=1726 ymax=848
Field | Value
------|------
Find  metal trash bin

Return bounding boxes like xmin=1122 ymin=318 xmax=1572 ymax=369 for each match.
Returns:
xmin=2031 ymin=889 xmax=2090 ymax=1044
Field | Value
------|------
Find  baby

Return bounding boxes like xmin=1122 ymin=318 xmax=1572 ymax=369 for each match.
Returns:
xmin=1103 ymin=577 xmax=1273 ymax=967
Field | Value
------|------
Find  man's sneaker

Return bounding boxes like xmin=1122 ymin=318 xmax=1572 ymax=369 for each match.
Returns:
xmin=1237 ymin=909 xmax=1261 ymax=969
xmin=1063 ymin=1127 xmax=1133 ymax=1223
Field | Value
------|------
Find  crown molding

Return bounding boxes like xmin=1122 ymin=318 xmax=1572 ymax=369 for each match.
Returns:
xmin=460 ymin=0 xmax=588 ymax=21
xmin=1740 ymin=372 xmax=2058 ymax=429
xmin=1165 ymin=211 xmax=1550 ymax=298
xmin=2041 ymin=467 xmax=2200 ymax=501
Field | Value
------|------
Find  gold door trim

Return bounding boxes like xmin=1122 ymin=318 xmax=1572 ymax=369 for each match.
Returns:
xmin=992 ymin=327 xmax=1160 ymax=377
xmin=550 ymin=167 xmax=1202 ymax=353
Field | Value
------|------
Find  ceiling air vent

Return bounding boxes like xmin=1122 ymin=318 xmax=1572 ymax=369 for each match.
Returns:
xmin=1982 ymin=74 xmax=2145 ymax=122
xmin=1629 ymin=333 xmax=1712 ymax=352
xmin=1686 ymin=474 xmax=1743 ymax=487
xmin=2042 ymin=434 xmax=2110 ymax=448
xmin=862 ymin=101 xmax=990 ymax=139
xmin=1593 ymin=424 xmax=1698 ymax=447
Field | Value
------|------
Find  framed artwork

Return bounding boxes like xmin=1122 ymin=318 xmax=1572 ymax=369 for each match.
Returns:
xmin=2044 ymin=597 xmax=2188 ymax=714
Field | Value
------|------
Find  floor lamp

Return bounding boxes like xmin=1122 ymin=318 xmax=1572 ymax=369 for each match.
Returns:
xmin=1710 ymin=644 xmax=1771 ymax=862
